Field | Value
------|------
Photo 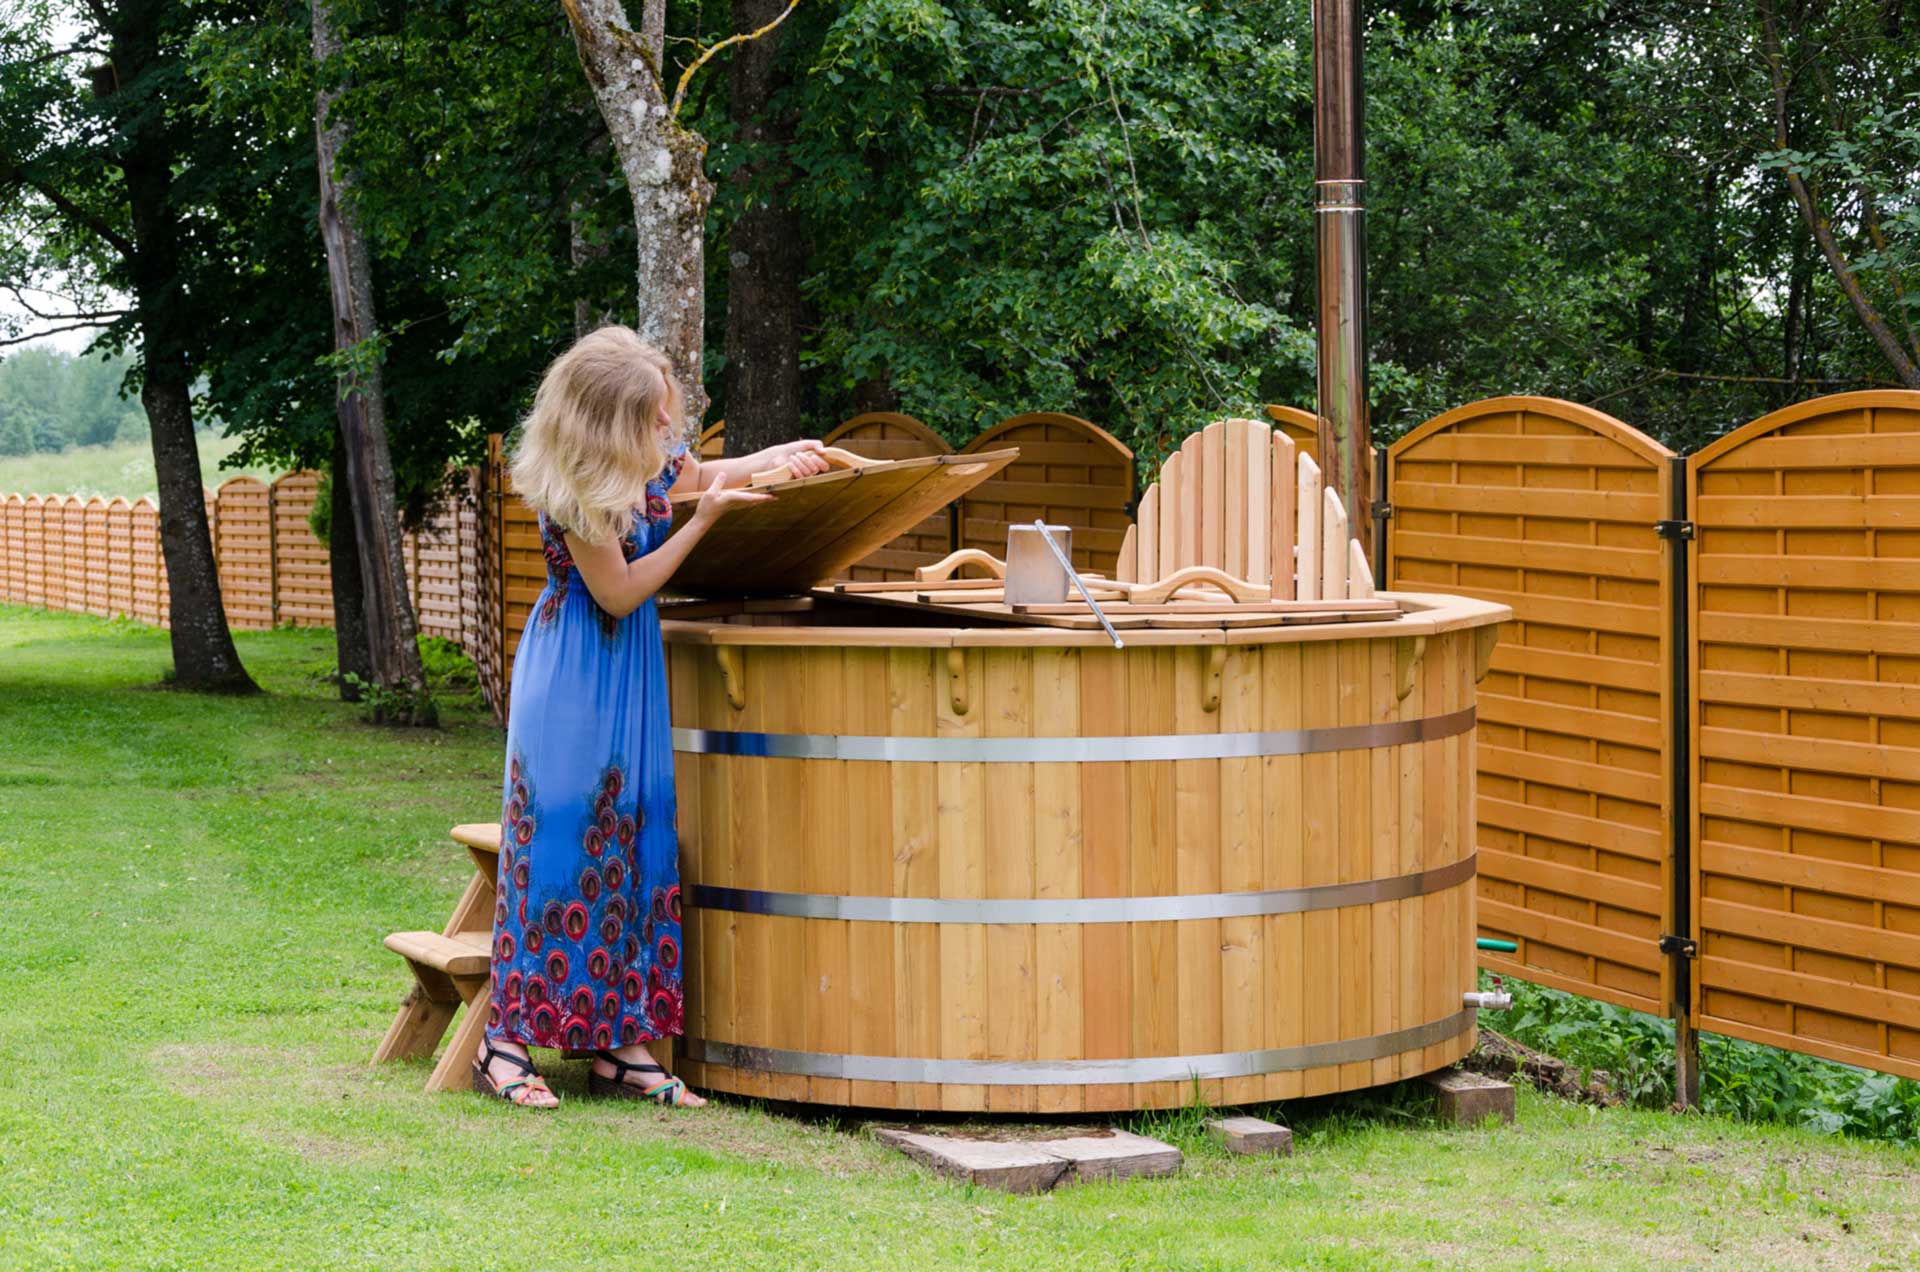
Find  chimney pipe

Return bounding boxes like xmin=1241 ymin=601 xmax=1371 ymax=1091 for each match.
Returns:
xmin=1313 ymin=0 xmax=1372 ymax=562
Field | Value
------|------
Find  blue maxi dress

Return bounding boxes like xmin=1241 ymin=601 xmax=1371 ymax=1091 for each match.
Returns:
xmin=485 ymin=448 xmax=687 ymax=1052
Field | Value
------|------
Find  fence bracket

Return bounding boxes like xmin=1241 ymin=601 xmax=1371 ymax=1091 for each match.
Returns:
xmin=1658 ymin=933 xmax=1696 ymax=959
xmin=1654 ymin=519 xmax=1694 ymax=540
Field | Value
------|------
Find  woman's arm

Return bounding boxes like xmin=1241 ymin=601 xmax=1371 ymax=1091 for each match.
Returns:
xmin=670 ymin=438 xmax=830 ymax=495
xmin=565 ymin=474 xmax=773 ymax=619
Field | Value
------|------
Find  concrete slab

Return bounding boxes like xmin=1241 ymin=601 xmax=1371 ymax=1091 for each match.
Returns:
xmin=873 ymin=1128 xmax=1069 ymax=1194
xmin=1423 ymin=1068 xmax=1516 ymax=1126
xmin=1206 ymin=1115 xmax=1294 ymax=1156
xmin=1035 ymin=1129 xmax=1183 ymax=1182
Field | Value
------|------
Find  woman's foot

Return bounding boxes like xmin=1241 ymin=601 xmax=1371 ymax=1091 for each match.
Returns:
xmin=472 ymin=1040 xmax=559 ymax=1108
xmin=588 ymin=1044 xmax=706 ymax=1107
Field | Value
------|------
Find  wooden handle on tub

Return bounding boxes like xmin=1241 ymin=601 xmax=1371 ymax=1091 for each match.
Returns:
xmin=1126 ymin=566 xmax=1270 ymax=606
xmin=747 ymin=446 xmax=867 ymax=487
xmin=915 ymin=548 xmax=1007 ymax=583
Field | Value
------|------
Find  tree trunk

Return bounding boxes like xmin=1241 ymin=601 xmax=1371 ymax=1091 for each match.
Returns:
xmin=722 ymin=0 xmax=808 ymax=457
xmin=327 ymin=426 xmax=372 ymax=701
xmin=113 ymin=2 xmax=256 ymax=694
xmin=313 ymin=0 xmax=433 ymax=724
xmin=561 ymin=0 xmax=714 ymax=426
xmin=1759 ymin=0 xmax=1920 ymax=388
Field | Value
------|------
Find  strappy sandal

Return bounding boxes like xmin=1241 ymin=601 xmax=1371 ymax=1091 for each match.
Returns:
xmin=588 ymin=1049 xmax=693 ymax=1106
xmin=472 ymin=1042 xmax=558 ymax=1108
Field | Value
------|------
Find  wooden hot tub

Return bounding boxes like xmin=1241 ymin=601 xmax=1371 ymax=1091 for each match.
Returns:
xmin=661 ymin=589 xmax=1507 ymax=1112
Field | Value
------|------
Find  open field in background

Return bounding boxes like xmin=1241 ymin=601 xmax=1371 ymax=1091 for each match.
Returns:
xmin=0 ymin=433 xmax=280 ymax=500
xmin=4 ymin=605 xmax=1920 ymax=1271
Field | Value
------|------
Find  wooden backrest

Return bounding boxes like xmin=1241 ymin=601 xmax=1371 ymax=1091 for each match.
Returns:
xmin=1117 ymin=417 xmax=1373 ymax=601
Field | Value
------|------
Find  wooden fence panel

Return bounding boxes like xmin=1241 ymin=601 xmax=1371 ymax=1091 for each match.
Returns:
xmin=271 ymin=472 xmax=333 ymax=628
xmin=1 ymin=494 xmax=22 ymax=603
xmin=1689 ymin=389 xmax=1920 ymax=1080
xmin=496 ymin=436 xmax=544 ymax=713
xmin=957 ymin=412 xmax=1134 ymax=573
xmin=821 ymin=412 xmax=954 ymax=581
xmin=82 ymin=498 xmax=110 ymax=616
xmin=22 ymin=496 xmax=46 ymax=608
xmin=41 ymin=497 xmax=65 ymax=611
xmin=131 ymin=498 xmax=163 ymax=625
xmin=413 ymin=506 xmax=464 ymax=640
xmin=63 ymin=497 xmax=88 ymax=614
xmin=1388 ymin=396 xmax=1675 ymax=1016
xmin=105 ymin=499 xmax=133 ymax=618
xmin=697 ymin=421 xmax=726 ymax=459
xmin=214 ymin=477 xmax=275 ymax=629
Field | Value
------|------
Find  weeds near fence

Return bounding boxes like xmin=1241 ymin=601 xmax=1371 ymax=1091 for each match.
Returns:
xmin=1493 ymin=973 xmax=1920 ymax=1148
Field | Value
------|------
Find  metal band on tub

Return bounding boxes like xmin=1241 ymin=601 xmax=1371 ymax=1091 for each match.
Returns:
xmin=671 ymin=705 xmax=1474 ymax=763
xmin=690 ymin=852 xmax=1475 ymax=925
xmin=679 ymin=1010 xmax=1476 ymax=1085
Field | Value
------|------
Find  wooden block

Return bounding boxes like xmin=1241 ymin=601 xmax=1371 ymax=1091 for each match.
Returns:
xmin=1035 ymin=1129 xmax=1183 ymax=1182
xmin=1206 ymin=1115 xmax=1294 ymax=1157
xmin=1422 ymin=1068 xmax=1515 ymax=1126
xmin=873 ymin=1128 xmax=1069 ymax=1195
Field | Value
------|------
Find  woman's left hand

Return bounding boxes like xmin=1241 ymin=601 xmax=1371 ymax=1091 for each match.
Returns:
xmin=780 ymin=439 xmax=831 ymax=478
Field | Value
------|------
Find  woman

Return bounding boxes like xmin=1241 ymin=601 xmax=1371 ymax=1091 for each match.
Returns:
xmin=474 ymin=326 xmax=828 ymax=1108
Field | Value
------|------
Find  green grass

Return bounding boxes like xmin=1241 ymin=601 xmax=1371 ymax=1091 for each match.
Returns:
xmin=0 ymin=433 xmax=280 ymax=501
xmin=4 ymin=603 xmax=1920 ymax=1271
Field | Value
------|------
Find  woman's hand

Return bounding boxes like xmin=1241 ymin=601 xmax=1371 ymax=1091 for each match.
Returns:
xmin=692 ymin=471 xmax=774 ymax=526
xmin=777 ymin=439 xmax=831 ymax=478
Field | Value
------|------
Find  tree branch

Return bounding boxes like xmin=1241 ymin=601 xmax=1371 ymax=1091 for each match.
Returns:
xmin=1758 ymin=0 xmax=1920 ymax=387
xmin=0 ymin=319 xmax=119 ymax=349
xmin=928 ymin=77 xmax=1072 ymax=100
xmin=669 ymin=0 xmax=799 ymax=119
xmin=0 ymin=162 xmax=137 ymax=261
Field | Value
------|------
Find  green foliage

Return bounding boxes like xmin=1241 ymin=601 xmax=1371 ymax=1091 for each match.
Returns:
xmin=0 ymin=348 xmax=146 ymax=455
xmin=1496 ymin=974 xmax=1920 ymax=1149
xmin=779 ymin=0 xmax=1316 ymax=463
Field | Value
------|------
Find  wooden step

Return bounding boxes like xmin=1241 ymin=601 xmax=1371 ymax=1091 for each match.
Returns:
xmin=451 ymin=822 xmax=501 ymax=852
xmin=384 ymin=929 xmax=491 ymax=978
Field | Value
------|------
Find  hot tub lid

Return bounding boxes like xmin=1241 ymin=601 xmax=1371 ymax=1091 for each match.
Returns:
xmin=664 ymin=449 xmax=1018 ymax=595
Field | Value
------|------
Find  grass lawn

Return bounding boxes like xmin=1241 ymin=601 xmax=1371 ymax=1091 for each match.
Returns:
xmin=0 ymin=433 xmax=279 ymax=501
xmin=3 ymin=604 xmax=1918 ymax=1272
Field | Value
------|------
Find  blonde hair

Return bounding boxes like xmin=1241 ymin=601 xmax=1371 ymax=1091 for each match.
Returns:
xmin=509 ymin=326 xmax=682 ymax=544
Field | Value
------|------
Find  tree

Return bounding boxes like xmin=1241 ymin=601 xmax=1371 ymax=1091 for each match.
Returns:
xmin=559 ymin=0 xmax=798 ymax=426
xmin=311 ymin=0 xmax=432 ymax=723
xmin=0 ymin=0 xmax=255 ymax=692
xmin=1757 ymin=0 xmax=1920 ymax=389
xmin=719 ymin=0 xmax=811 ymax=456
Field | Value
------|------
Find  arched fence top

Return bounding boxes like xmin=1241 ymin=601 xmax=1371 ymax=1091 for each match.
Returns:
xmin=696 ymin=420 xmax=726 ymax=459
xmin=1390 ymin=394 xmax=1675 ymax=466
xmin=964 ymin=410 xmax=1133 ymax=462
xmin=84 ymin=496 xmax=107 ymax=510
xmin=1263 ymin=404 xmax=1318 ymax=445
xmin=215 ymin=474 xmax=269 ymax=495
xmin=1688 ymin=388 xmax=1920 ymax=469
xmin=106 ymin=496 xmax=131 ymax=511
xmin=823 ymin=412 xmax=952 ymax=454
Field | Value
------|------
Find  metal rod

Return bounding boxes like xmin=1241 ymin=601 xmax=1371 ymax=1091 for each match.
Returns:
xmin=1313 ymin=0 xmax=1372 ymax=563
xmin=1033 ymin=519 xmax=1123 ymax=649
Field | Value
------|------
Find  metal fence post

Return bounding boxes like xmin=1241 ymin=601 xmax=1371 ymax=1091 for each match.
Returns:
xmin=1660 ymin=452 xmax=1701 ymax=1109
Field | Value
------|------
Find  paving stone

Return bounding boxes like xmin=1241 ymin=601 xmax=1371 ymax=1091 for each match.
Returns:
xmin=1206 ymin=1115 xmax=1294 ymax=1156
xmin=1033 ymin=1129 xmax=1183 ymax=1182
xmin=873 ymin=1128 xmax=1070 ymax=1194
xmin=1422 ymin=1068 xmax=1516 ymax=1126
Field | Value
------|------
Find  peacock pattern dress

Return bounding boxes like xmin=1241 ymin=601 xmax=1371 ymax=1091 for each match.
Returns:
xmin=485 ymin=445 xmax=688 ymax=1052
